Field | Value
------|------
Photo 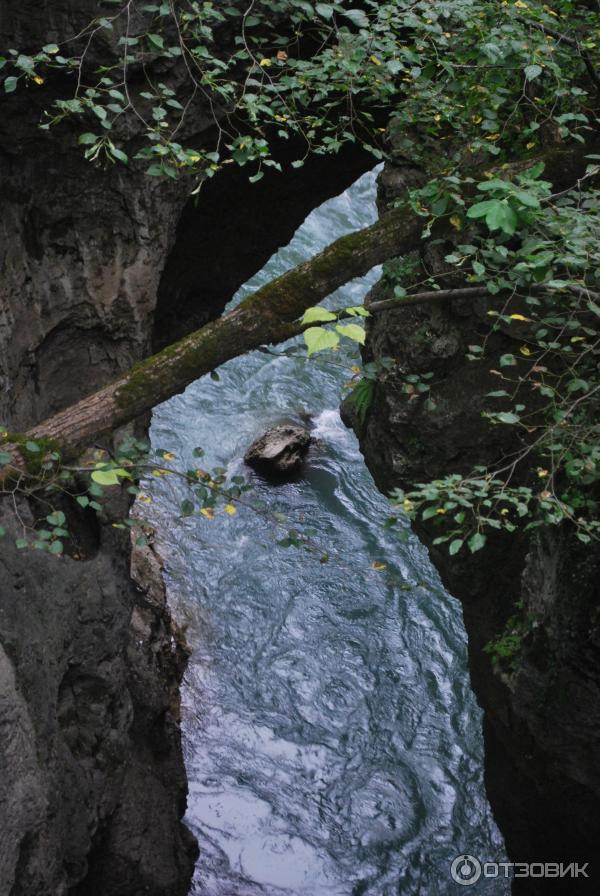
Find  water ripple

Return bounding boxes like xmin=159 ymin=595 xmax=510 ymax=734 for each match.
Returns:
xmin=148 ymin=169 xmax=507 ymax=895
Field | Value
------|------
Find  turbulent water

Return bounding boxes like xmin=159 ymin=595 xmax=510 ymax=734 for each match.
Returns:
xmin=148 ymin=170 xmax=507 ymax=895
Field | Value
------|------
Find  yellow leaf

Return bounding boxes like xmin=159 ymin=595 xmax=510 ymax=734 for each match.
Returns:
xmin=259 ymin=58 xmax=272 ymax=67
xmin=161 ymin=451 xmax=176 ymax=461
xmin=33 ymin=75 xmax=44 ymax=85
xmin=509 ymin=313 xmax=530 ymax=321
xmin=224 ymin=504 xmax=237 ymax=515
xmin=137 ymin=494 xmax=152 ymax=504
xmin=370 ymin=55 xmax=382 ymax=65
xmin=520 ymin=345 xmax=532 ymax=356
xmin=372 ymin=561 xmax=386 ymax=571
xmin=201 ymin=507 xmax=215 ymax=519
xmin=450 ymin=214 xmax=462 ymax=231
xmin=152 ymin=468 xmax=172 ymax=477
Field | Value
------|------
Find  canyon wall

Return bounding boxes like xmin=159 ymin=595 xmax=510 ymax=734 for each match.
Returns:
xmin=347 ymin=164 xmax=600 ymax=894
xmin=0 ymin=5 xmax=370 ymax=892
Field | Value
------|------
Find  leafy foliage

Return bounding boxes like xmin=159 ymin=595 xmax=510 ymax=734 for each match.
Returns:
xmin=2 ymin=1 xmax=598 ymax=184
xmin=389 ymin=159 xmax=600 ymax=552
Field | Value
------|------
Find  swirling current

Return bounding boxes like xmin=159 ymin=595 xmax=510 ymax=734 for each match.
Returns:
xmin=147 ymin=169 xmax=508 ymax=895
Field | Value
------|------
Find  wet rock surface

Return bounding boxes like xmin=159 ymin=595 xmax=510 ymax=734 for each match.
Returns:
xmin=244 ymin=424 xmax=312 ymax=477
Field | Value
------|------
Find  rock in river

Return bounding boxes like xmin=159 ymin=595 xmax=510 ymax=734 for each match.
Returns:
xmin=244 ymin=424 xmax=312 ymax=477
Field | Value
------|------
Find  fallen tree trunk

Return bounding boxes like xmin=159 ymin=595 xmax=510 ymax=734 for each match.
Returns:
xmin=2 ymin=144 xmax=593 ymax=478
xmin=6 ymin=205 xmax=422 ymax=464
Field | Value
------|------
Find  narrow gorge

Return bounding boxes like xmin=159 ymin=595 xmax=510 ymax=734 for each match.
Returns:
xmin=1 ymin=3 xmax=599 ymax=895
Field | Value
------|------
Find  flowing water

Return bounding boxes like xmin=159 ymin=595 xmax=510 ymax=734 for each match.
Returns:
xmin=148 ymin=170 xmax=507 ymax=895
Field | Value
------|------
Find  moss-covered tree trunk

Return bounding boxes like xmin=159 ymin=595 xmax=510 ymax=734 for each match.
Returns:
xmin=5 ymin=206 xmax=422 ymax=460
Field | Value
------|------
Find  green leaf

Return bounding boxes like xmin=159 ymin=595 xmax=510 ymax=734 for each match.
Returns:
xmin=180 ymin=499 xmax=195 ymax=516
xmin=467 ymin=199 xmax=497 ymax=219
xmin=25 ymin=441 xmax=40 ymax=453
xmin=109 ymin=145 xmax=128 ymax=164
xmin=76 ymin=496 xmax=90 ymax=508
xmin=304 ymin=326 xmax=340 ymax=356
xmin=496 ymin=412 xmax=520 ymax=424
xmin=91 ymin=469 xmax=120 ymax=486
xmin=513 ymin=190 xmax=540 ymax=208
xmin=343 ymin=8 xmax=369 ymax=28
xmin=0 ymin=451 xmax=12 ymax=464
xmin=335 ymin=323 xmax=366 ymax=344
xmin=449 ymin=538 xmax=463 ymax=556
xmin=49 ymin=540 xmax=64 ymax=555
xmin=486 ymin=201 xmax=518 ymax=235
xmin=468 ymin=532 xmax=487 ymax=553
xmin=147 ymin=33 xmax=165 ymax=50
xmin=78 ymin=132 xmax=98 ymax=145
xmin=467 ymin=199 xmax=518 ymax=234
xmin=16 ymin=538 xmax=28 ymax=550
xmin=302 ymin=306 xmax=337 ymax=324
xmin=524 ymin=64 xmax=543 ymax=81
xmin=315 ymin=3 xmax=334 ymax=18
xmin=478 ymin=180 xmax=512 ymax=193
xmin=46 ymin=511 xmax=66 ymax=527
xmin=4 ymin=76 xmax=18 ymax=93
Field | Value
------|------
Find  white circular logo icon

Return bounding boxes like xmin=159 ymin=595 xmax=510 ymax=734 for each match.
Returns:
xmin=451 ymin=855 xmax=482 ymax=886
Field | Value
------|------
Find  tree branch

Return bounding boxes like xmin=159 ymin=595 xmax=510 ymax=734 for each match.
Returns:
xmin=1 ymin=204 xmax=423 ymax=477
xmin=368 ymin=283 xmax=600 ymax=313
xmin=1 ymin=145 xmax=595 ymax=481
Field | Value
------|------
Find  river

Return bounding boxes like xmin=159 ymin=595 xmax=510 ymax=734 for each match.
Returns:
xmin=147 ymin=169 xmax=507 ymax=895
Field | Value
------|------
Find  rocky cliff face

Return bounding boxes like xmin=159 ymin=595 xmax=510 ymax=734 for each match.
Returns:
xmin=0 ymin=5 xmax=370 ymax=893
xmin=348 ymin=165 xmax=600 ymax=893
